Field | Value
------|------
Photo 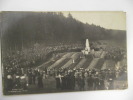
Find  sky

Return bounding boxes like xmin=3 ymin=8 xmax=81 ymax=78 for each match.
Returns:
xmin=62 ymin=11 xmax=126 ymax=30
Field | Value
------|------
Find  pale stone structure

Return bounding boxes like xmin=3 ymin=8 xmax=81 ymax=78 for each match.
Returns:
xmin=82 ymin=39 xmax=91 ymax=55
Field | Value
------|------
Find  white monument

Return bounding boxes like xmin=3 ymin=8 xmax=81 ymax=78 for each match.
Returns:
xmin=82 ymin=39 xmax=91 ymax=55
xmin=85 ymin=39 xmax=91 ymax=52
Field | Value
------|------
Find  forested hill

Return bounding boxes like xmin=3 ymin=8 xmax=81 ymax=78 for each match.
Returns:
xmin=1 ymin=12 xmax=126 ymax=49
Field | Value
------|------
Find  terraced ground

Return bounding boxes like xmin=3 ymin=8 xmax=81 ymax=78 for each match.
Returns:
xmin=68 ymin=57 xmax=81 ymax=69
xmin=48 ymin=52 xmax=74 ymax=70
xmin=61 ymin=53 xmax=81 ymax=69
xmin=39 ymin=51 xmax=115 ymax=71
xmin=101 ymin=61 xmax=107 ymax=70
xmin=74 ymin=58 xmax=87 ymax=69
xmin=81 ymin=57 xmax=93 ymax=69
xmin=100 ymin=51 xmax=106 ymax=58
xmin=55 ymin=58 xmax=71 ymax=70
xmin=86 ymin=58 xmax=99 ymax=69
xmin=38 ymin=53 xmax=66 ymax=70
xmin=94 ymin=58 xmax=104 ymax=69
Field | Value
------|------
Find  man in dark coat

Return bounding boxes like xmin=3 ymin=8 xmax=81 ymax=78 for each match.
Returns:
xmin=70 ymin=72 xmax=75 ymax=90
xmin=37 ymin=73 xmax=43 ymax=88
xmin=78 ymin=76 xmax=85 ymax=91
xmin=27 ymin=69 xmax=32 ymax=85
xmin=93 ymin=75 xmax=100 ymax=90
xmin=66 ymin=74 xmax=71 ymax=89
xmin=87 ymin=75 xmax=93 ymax=90
xmin=32 ymin=70 xmax=36 ymax=85
xmin=55 ymin=77 xmax=60 ymax=89
xmin=6 ymin=74 xmax=13 ymax=91
xmin=61 ymin=75 xmax=67 ymax=90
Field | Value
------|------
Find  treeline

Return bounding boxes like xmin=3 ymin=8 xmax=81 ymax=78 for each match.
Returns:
xmin=1 ymin=12 xmax=126 ymax=50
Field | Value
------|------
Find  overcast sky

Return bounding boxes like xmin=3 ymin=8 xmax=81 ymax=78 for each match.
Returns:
xmin=62 ymin=11 xmax=126 ymax=30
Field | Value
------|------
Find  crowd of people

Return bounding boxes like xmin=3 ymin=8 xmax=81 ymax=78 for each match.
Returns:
xmin=2 ymin=41 xmax=127 ymax=93
xmin=56 ymin=65 xmax=127 ymax=91
xmin=104 ymin=47 xmax=126 ymax=62
xmin=4 ymin=66 xmax=127 ymax=92
xmin=2 ymin=42 xmax=83 ymax=75
xmin=2 ymin=42 xmax=83 ymax=91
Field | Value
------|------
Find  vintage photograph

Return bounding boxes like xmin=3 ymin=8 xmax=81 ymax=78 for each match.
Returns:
xmin=0 ymin=11 xmax=127 ymax=95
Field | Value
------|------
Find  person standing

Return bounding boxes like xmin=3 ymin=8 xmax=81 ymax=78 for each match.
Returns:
xmin=87 ymin=75 xmax=93 ymax=90
xmin=62 ymin=74 xmax=68 ymax=90
xmin=20 ymin=74 xmax=27 ymax=90
xmin=37 ymin=73 xmax=43 ymax=88
xmin=32 ymin=70 xmax=36 ymax=85
xmin=84 ymin=71 xmax=88 ymax=90
xmin=94 ymin=75 xmax=100 ymax=90
xmin=55 ymin=73 xmax=63 ymax=89
xmin=27 ymin=69 xmax=32 ymax=85
xmin=99 ymin=77 xmax=105 ymax=90
xmin=69 ymin=72 xmax=75 ymax=90
xmin=6 ymin=74 xmax=13 ymax=91
xmin=78 ymin=76 xmax=85 ymax=91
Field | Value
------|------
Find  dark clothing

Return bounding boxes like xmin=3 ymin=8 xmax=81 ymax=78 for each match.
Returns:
xmin=55 ymin=77 xmax=62 ymax=89
xmin=28 ymin=72 xmax=32 ymax=85
xmin=70 ymin=75 xmax=75 ymax=90
xmin=88 ymin=77 xmax=93 ymax=90
xmin=6 ymin=78 xmax=13 ymax=91
xmin=38 ymin=75 xmax=43 ymax=88
xmin=77 ymin=77 xmax=85 ymax=91
xmin=32 ymin=74 xmax=36 ymax=84
xmin=61 ymin=76 xmax=67 ymax=89
xmin=99 ymin=79 xmax=105 ymax=90
xmin=93 ymin=77 xmax=99 ymax=90
xmin=66 ymin=75 xmax=71 ymax=89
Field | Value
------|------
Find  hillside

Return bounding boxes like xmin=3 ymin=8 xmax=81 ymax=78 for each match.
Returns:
xmin=1 ymin=12 xmax=126 ymax=50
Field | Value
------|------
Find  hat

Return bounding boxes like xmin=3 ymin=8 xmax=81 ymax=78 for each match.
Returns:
xmin=20 ymin=76 xmax=25 ymax=79
xmin=7 ymin=75 xmax=12 ymax=79
xmin=16 ymin=76 xmax=20 ymax=78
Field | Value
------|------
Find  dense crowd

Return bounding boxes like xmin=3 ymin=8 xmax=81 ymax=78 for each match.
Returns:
xmin=2 ymin=43 xmax=83 ymax=91
xmin=4 ymin=66 xmax=127 ymax=92
xmin=104 ymin=47 xmax=126 ymax=62
xmin=2 ymin=41 xmax=127 ymax=93
xmin=2 ymin=42 xmax=83 ymax=75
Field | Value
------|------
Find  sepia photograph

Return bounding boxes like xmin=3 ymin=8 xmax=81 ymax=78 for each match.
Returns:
xmin=0 ymin=11 xmax=127 ymax=95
